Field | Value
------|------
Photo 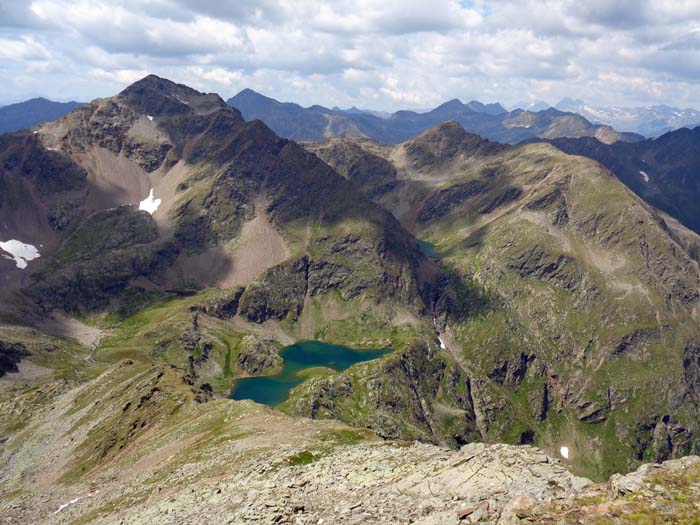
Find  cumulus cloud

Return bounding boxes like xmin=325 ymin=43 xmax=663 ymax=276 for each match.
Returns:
xmin=0 ymin=0 xmax=698 ymax=110
xmin=0 ymin=35 xmax=52 ymax=61
xmin=89 ymin=68 xmax=151 ymax=84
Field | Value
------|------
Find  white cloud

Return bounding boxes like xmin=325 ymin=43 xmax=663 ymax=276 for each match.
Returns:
xmin=0 ymin=36 xmax=51 ymax=61
xmin=188 ymin=66 xmax=243 ymax=87
xmin=1 ymin=0 xmax=699 ymax=110
xmin=90 ymin=68 xmax=150 ymax=84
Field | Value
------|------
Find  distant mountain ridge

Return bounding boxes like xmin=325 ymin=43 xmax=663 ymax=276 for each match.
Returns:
xmin=539 ymin=126 xmax=700 ymax=233
xmin=0 ymin=97 xmax=84 ymax=134
xmin=511 ymin=100 xmax=552 ymax=112
xmin=227 ymin=89 xmax=641 ymax=145
xmin=555 ymin=98 xmax=700 ymax=138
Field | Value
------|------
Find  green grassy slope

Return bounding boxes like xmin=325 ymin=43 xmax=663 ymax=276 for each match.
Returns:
xmin=298 ymin=122 xmax=700 ymax=480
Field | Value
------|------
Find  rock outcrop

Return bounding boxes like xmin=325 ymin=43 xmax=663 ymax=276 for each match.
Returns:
xmin=237 ymin=335 xmax=282 ymax=375
xmin=0 ymin=340 xmax=30 ymax=377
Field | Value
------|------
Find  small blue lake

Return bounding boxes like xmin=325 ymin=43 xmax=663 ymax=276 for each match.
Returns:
xmin=418 ymin=240 xmax=444 ymax=258
xmin=230 ymin=340 xmax=391 ymax=407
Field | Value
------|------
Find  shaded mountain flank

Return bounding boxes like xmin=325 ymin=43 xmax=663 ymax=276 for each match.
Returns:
xmin=228 ymin=88 xmax=643 ymax=145
xmin=1 ymin=75 xmax=699 ymax=523
xmin=0 ymin=75 xmax=429 ymax=315
xmin=0 ymin=97 xmax=84 ymax=134
xmin=302 ymin=121 xmax=700 ymax=479
xmin=535 ymin=127 xmax=700 ymax=234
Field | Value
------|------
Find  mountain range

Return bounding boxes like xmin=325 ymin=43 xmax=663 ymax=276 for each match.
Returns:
xmin=2 ymin=75 xmax=700 ymax=522
xmin=555 ymin=98 xmax=700 ymax=138
xmin=0 ymin=97 xmax=84 ymax=135
xmin=228 ymin=88 xmax=643 ymax=145
xmin=5 ymin=91 xmax=698 ymax=143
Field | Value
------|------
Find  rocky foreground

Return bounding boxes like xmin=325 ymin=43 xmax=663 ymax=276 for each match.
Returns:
xmin=94 ymin=442 xmax=589 ymax=525
xmin=82 ymin=448 xmax=700 ymax=525
xmin=2 ymin=320 xmax=698 ymax=523
xmin=4 ymin=438 xmax=699 ymax=525
xmin=1 ymin=361 xmax=699 ymax=524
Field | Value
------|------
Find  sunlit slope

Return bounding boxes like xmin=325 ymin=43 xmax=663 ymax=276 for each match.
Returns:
xmin=301 ymin=121 xmax=700 ymax=479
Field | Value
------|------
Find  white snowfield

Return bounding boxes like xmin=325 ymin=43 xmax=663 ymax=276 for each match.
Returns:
xmin=147 ymin=115 xmax=154 ymax=121
xmin=0 ymin=239 xmax=41 ymax=269
xmin=560 ymin=446 xmax=569 ymax=459
xmin=639 ymin=170 xmax=650 ymax=183
xmin=139 ymin=188 xmax=161 ymax=215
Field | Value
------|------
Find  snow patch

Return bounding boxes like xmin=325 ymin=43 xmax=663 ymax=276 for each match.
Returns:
xmin=639 ymin=170 xmax=650 ymax=183
xmin=433 ymin=317 xmax=447 ymax=349
xmin=560 ymin=446 xmax=569 ymax=459
xmin=0 ymin=239 xmax=40 ymax=269
xmin=54 ymin=490 xmax=99 ymax=514
xmin=147 ymin=115 xmax=154 ymax=121
xmin=54 ymin=497 xmax=82 ymax=514
xmin=138 ymin=188 xmax=161 ymax=215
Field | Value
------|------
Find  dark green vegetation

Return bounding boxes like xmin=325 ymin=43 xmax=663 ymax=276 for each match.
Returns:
xmin=0 ymin=97 xmax=83 ymax=134
xmin=541 ymin=127 xmax=700 ymax=233
xmin=228 ymin=88 xmax=643 ymax=145
xmin=231 ymin=340 xmax=391 ymax=406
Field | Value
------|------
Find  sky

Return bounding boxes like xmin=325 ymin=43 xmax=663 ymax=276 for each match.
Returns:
xmin=1 ymin=0 xmax=700 ymax=110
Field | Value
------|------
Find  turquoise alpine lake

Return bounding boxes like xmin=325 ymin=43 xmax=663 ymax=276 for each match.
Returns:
xmin=230 ymin=340 xmax=391 ymax=407
xmin=418 ymin=240 xmax=444 ymax=258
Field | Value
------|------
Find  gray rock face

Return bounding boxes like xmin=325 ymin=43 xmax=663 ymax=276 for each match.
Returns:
xmin=71 ymin=442 xmax=591 ymax=525
xmin=238 ymin=257 xmax=309 ymax=323
xmin=609 ymin=455 xmax=700 ymax=496
xmin=237 ymin=336 xmax=282 ymax=375
xmin=0 ymin=340 xmax=30 ymax=377
xmin=206 ymin=287 xmax=246 ymax=319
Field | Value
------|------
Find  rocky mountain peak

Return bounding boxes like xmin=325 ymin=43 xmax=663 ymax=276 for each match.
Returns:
xmin=4 ymin=73 xmax=700 ymax=525
xmin=228 ymin=87 xmax=289 ymax=113
xmin=120 ymin=74 xmax=194 ymax=98
xmin=119 ymin=74 xmax=228 ymax=117
xmin=424 ymin=119 xmax=468 ymax=137
xmin=465 ymin=100 xmax=507 ymax=115
xmin=404 ymin=120 xmax=505 ymax=169
xmin=436 ymin=98 xmax=465 ymax=110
